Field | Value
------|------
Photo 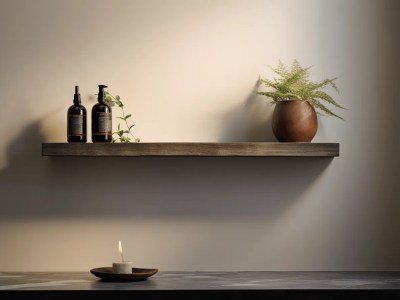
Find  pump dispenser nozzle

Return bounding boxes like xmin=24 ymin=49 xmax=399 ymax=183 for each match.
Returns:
xmin=99 ymin=85 xmax=108 ymax=91
xmin=73 ymin=85 xmax=81 ymax=104
xmin=98 ymin=85 xmax=108 ymax=103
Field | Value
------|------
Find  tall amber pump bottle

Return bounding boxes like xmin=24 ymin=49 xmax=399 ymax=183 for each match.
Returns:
xmin=92 ymin=85 xmax=112 ymax=142
xmin=67 ymin=86 xmax=87 ymax=143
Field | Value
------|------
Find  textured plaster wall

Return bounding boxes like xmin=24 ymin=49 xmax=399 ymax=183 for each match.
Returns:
xmin=0 ymin=0 xmax=399 ymax=271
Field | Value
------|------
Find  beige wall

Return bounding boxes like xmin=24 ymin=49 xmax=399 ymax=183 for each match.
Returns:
xmin=0 ymin=0 xmax=399 ymax=271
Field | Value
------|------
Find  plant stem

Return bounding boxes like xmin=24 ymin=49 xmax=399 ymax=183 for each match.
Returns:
xmin=121 ymin=106 xmax=138 ymax=141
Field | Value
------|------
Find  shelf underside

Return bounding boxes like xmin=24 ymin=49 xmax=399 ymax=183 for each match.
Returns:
xmin=42 ymin=142 xmax=339 ymax=157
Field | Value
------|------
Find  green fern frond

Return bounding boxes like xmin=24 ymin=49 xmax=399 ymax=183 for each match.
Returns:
xmin=257 ymin=60 xmax=345 ymax=120
xmin=310 ymin=99 xmax=344 ymax=120
xmin=260 ymin=78 xmax=280 ymax=90
xmin=313 ymin=90 xmax=345 ymax=110
xmin=271 ymin=60 xmax=289 ymax=78
xmin=257 ymin=91 xmax=302 ymax=101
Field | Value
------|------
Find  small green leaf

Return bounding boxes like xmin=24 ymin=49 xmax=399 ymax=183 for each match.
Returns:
xmin=125 ymin=114 xmax=131 ymax=119
xmin=115 ymin=95 xmax=120 ymax=101
xmin=105 ymin=95 xmax=112 ymax=102
xmin=129 ymin=125 xmax=135 ymax=129
xmin=118 ymin=124 xmax=120 ymax=130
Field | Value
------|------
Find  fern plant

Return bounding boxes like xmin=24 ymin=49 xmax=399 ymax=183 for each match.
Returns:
xmin=257 ymin=60 xmax=345 ymax=119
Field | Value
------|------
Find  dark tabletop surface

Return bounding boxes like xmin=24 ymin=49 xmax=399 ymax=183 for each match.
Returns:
xmin=1 ymin=271 xmax=400 ymax=290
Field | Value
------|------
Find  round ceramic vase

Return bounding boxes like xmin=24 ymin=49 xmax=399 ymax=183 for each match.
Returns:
xmin=272 ymin=100 xmax=318 ymax=142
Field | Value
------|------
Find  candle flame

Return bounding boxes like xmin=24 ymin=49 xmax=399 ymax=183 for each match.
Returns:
xmin=118 ymin=240 xmax=124 ymax=262
xmin=118 ymin=240 xmax=123 ymax=254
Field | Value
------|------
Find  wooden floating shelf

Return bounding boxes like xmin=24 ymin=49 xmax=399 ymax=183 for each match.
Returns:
xmin=42 ymin=142 xmax=339 ymax=157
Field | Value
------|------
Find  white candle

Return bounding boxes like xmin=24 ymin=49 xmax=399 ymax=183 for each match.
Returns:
xmin=112 ymin=261 xmax=133 ymax=274
xmin=112 ymin=240 xmax=133 ymax=274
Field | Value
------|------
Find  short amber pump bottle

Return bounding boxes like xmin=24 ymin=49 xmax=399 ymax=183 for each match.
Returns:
xmin=92 ymin=85 xmax=112 ymax=142
xmin=67 ymin=86 xmax=87 ymax=143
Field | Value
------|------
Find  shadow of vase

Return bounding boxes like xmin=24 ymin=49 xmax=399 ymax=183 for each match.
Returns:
xmin=218 ymin=80 xmax=277 ymax=142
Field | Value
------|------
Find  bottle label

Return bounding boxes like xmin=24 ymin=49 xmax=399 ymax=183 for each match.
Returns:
xmin=97 ymin=112 xmax=112 ymax=133
xmin=68 ymin=115 xmax=84 ymax=136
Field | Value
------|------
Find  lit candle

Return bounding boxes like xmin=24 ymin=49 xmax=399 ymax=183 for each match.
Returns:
xmin=112 ymin=240 xmax=133 ymax=274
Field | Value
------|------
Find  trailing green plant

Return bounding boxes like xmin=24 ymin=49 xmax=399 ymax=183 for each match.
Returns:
xmin=104 ymin=92 xmax=140 ymax=143
xmin=257 ymin=60 xmax=345 ymax=119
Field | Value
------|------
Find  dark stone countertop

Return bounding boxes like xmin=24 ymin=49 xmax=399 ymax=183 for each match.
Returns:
xmin=1 ymin=271 xmax=399 ymax=299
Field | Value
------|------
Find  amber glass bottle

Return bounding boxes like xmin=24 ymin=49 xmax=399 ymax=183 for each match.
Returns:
xmin=92 ymin=85 xmax=112 ymax=142
xmin=67 ymin=86 xmax=87 ymax=143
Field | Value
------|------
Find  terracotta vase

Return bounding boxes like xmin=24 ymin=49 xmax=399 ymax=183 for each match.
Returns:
xmin=272 ymin=100 xmax=318 ymax=142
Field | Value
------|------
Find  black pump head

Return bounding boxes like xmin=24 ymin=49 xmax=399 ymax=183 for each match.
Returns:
xmin=98 ymin=85 xmax=108 ymax=92
xmin=73 ymin=85 xmax=81 ymax=104
xmin=98 ymin=85 xmax=108 ymax=102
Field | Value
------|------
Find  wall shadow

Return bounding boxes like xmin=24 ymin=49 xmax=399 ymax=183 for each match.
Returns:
xmin=0 ymin=121 xmax=333 ymax=220
xmin=218 ymin=80 xmax=276 ymax=142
